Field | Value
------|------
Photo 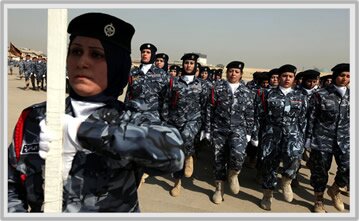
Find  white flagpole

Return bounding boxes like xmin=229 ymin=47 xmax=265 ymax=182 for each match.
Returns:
xmin=43 ymin=9 xmax=68 ymax=213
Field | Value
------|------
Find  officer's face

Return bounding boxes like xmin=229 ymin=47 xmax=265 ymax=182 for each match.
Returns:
xmin=200 ymin=71 xmax=208 ymax=80
xmin=279 ymin=72 xmax=295 ymax=88
xmin=270 ymin=74 xmax=279 ymax=86
xmin=324 ymin=78 xmax=332 ymax=86
xmin=226 ymin=68 xmax=242 ymax=83
xmin=183 ymin=60 xmax=195 ymax=74
xmin=155 ymin=58 xmax=165 ymax=68
xmin=335 ymin=71 xmax=350 ymax=87
xmin=261 ymin=80 xmax=269 ymax=88
xmin=67 ymin=36 xmax=107 ymax=97
xmin=304 ymin=79 xmax=318 ymax=89
xmin=141 ymin=49 xmax=152 ymax=63
xmin=169 ymin=69 xmax=177 ymax=77
xmin=195 ymin=67 xmax=200 ymax=77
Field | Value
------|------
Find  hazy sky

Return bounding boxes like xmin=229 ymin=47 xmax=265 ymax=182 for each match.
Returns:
xmin=6 ymin=6 xmax=350 ymax=71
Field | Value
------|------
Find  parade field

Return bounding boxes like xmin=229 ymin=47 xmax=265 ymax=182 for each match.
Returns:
xmin=6 ymin=70 xmax=351 ymax=216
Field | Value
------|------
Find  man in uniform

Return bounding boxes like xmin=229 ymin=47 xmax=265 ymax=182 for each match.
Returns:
xmin=307 ymin=63 xmax=350 ymax=213
xmin=165 ymin=53 xmax=209 ymax=197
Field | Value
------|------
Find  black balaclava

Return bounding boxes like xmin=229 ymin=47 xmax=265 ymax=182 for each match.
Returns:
xmin=68 ymin=35 xmax=131 ymax=104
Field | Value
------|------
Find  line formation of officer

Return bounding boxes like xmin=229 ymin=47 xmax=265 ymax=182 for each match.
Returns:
xmin=17 ymin=54 xmax=47 ymax=91
xmin=8 ymin=12 xmax=350 ymax=213
xmin=132 ymin=42 xmax=350 ymax=213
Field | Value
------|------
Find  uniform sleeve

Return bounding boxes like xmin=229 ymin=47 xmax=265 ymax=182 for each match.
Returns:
xmin=306 ymin=92 xmax=319 ymax=140
xmin=299 ymin=94 xmax=308 ymax=136
xmin=159 ymin=74 xmax=171 ymax=122
xmin=31 ymin=62 xmax=35 ymax=74
xmin=200 ymin=82 xmax=209 ymax=130
xmin=252 ymin=89 xmax=266 ymax=141
xmin=77 ymin=116 xmax=184 ymax=175
xmin=204 ymin=85 xmax=215 ymax=133
xmin=244 ymin=90 xmax=255 ymax=136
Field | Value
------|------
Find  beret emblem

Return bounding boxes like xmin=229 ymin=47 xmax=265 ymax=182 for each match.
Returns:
xmin=104 ymin=23 xmax=115 ymax=37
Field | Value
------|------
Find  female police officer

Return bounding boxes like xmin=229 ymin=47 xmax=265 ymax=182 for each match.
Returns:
xmin=256 ymin=64 xmax=308 ymax=211
xmin=8 ymin=12 xmax=184 ymax=213
xmin=207 ymin=61 xmax=255 ymax=204
xmin=307 ymin=63 xmax=350 ymax=213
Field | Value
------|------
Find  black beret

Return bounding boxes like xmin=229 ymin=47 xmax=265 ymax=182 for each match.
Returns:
xmin=268 ymin=68 xmax=279 ymax=77
xmin=252 ymin=71 xmax=262 ymax=80
xmin=181 ymin=53 xmax=199 ymax=61
xmin=320 ymin=75 xmax=332 ymax=81
xmin=200 ymin=66 xmax=210 ymax=72
xmin=169 ymin=65 xmax=181 ymax=72
xmin=302 ymin=69 xmax=320 ymax=82
xmin=67 ymin=12 xmax=135 ymax=53
xmin=295 ymin=71 xmax=304 ymax=80
xmin=278 ymin=64 xmax=297 ymax=75
xmin=214 ymin=69 xmax=223 ymax=76
xmin=258 ymin=72 xmax=270 ymax=81
xmin=226 ymin=61 xmax=244 ymax=70
xmin=140 ymin=43 xmax=157 ymax=52
xmin=156 ymin=53 xmax=169 ymax=61
xmin=331 ymin=63 xmax=349 ymax=74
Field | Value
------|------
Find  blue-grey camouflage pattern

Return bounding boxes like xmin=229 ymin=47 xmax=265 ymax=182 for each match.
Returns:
xmin=125 ymin=65 xmax=169 ymax=123
xmin=18 ymin=60 xmax=24 ymax=75
xmin=165 ymin=76 xmax=209 ymax=157
xmin=309 ymin=149 xmax=349 ymax=192
xmin=206 ymin=81 xmax=255 ymax=181
xmin=255 ymin=88 xmax=308 ymax=189
xmin=250 ymin=87 xmax=271 ymax=171
xmin=22 ymin=59 xmax=33 ymax=80
xmin=8 ymin=98 xmax=184 ymax=212
xmin=246 ymin=80 xmax=259 ymax=90
xmin=306 ymin=84 xmax=349 ymax=153
xmin=307 ymin=84 xmax=350 ymax=192
xmin=33 ymin=60 xmax=47 ymax=82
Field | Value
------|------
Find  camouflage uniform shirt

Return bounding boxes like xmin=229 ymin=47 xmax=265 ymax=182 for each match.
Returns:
xmin=165 ymin=76 xmax=209 ymax=156
xmin=125 ymin=65 xmax=169 ymax=124
xmin=306 ymin=84 xmax=350 ymax=154
xmin=206 ymin=81 xmax=255 ymax=180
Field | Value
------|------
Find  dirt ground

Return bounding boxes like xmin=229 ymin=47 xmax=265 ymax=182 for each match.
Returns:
xmin=6 ymin=69 xmax=351 ymax=218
